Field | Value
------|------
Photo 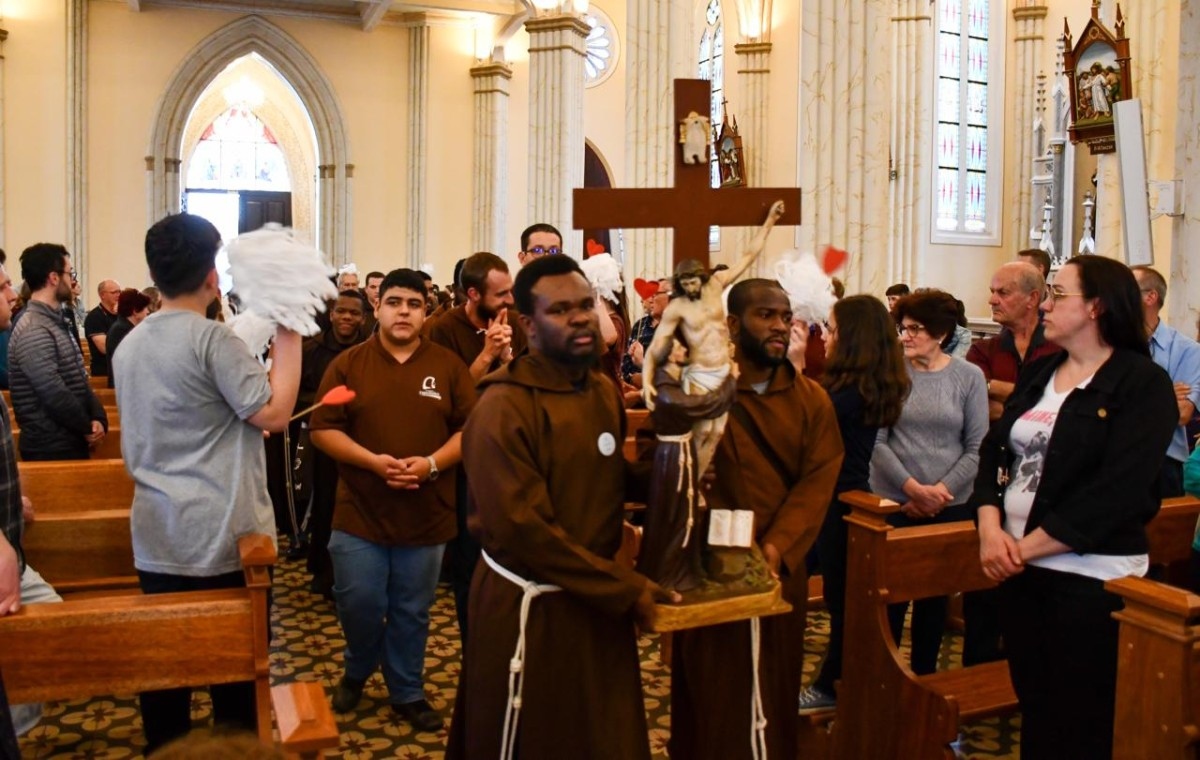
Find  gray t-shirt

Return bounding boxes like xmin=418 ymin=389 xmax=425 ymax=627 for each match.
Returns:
xmin=113 ymin=310 xmax=273 ymax=576
xmin=869 ymin=355 xmax=989 ymax=506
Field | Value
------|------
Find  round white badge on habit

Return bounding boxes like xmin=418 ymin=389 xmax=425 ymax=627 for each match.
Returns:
xmin=598 ymin=432 xmax=616 ymax=456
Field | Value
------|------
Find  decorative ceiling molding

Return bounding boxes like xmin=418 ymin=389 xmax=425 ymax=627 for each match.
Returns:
xmin=128 ymin=0 xmax=521 ymax=29
xmin=359 ymin=0 xmax=393 ymax=31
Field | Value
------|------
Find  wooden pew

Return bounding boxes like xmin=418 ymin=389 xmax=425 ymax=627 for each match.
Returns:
xmin=12 ymin=426 xmax=122 ymax=461
xmin=0 ymin=535 xmax=339 ymax=756
xmin=818 ymin=491 xmax=1200 ymax=760
xmin=9 ymin=405 xmax=121 ymax=431
xmin=88 ymin=375 xmax=107 ymax=390
xmin=1106 ymin=576 xmax=1200 ymax=760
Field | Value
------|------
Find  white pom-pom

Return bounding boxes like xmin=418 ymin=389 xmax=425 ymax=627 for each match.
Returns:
xmin=774 ymin=249 xmax=837 ymax=325
xmin=225 ymin=224 xmax=338 ymax=344
xmin=579 ymin=253 xmax=625 ymax=304
xmin=226 ymin=311 xmax=276 ymax=358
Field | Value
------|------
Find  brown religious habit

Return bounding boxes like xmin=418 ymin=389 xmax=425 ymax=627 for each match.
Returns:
xmin=427 ymin=303 xmax=528 ymax=375
xmin=446 ymin=352 xmax=652 ymax=760
xmin=670 ymin=361 xmax=843 ymax=760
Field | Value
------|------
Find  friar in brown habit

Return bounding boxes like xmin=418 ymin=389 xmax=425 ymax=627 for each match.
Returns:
xmin=447 ymin=255 xmax=674 ymax=760
xmin=669 ymin=278 xmax=844 ymax=760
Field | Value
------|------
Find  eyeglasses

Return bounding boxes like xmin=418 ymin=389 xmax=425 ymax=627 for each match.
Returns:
xmin=524 ymin=246 xmax=562 ymax=257
xmin=897 ymin=323 xmax=926 ymax=338
xmin=1045 ymin=287 xmax=1085 ymax=302
xmin=57 ymin=269 xmax=78 ymax=283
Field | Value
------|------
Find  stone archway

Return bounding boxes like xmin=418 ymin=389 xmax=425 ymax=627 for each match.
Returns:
xmin=146 ymin=16 xmax=352 ymax=264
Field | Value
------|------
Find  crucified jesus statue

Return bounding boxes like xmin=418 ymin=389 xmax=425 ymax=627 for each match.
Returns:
xmin=642 ymin=199 xmax=786 ymax=478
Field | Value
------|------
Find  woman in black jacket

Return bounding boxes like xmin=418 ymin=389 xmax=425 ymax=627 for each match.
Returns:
xmin=970 ymin=255 xmax=1177 ymax=759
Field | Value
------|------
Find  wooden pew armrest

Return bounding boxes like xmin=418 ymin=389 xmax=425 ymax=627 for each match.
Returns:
xmin=272 ymin=681 xmax=340 ymax=758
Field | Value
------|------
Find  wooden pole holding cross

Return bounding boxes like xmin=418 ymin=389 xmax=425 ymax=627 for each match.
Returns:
xmin=573 ymin=79 xmax=802 ymax=270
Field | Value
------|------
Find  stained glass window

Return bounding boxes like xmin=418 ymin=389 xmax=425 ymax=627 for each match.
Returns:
xmin=934 ymin=0 xmax=1000 ymax=240
xmin=698 ymin=0 xmax=723 ymax=248
xmin=185 ymin=107 xmax=290 ymax=192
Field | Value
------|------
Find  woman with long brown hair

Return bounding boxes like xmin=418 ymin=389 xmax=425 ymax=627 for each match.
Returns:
xmin=798 ymin=295 xmax=910 ymax=712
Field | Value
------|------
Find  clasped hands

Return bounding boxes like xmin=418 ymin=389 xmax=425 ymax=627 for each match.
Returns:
xmin=481 ymin=310 xmax=514 ymax=364
xmin=372 ymin=453 xmax=433 ymax=490
xmin=899 ymin=478 xmax=953 ymax=518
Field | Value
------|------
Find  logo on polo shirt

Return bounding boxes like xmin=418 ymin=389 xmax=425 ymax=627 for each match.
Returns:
xmin=420 ymin=376 xmax=442 ymax=400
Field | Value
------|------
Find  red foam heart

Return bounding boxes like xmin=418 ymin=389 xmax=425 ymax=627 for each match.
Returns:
xmin=586 ymin=239 xmax=606 ymax=257
xmin=633 ymin=278 xmax=660 ymax=301
xmin=320 ymin=385 xmax=357 ymax=407
xmin=821 ymin=245 xmax=848 ymax=274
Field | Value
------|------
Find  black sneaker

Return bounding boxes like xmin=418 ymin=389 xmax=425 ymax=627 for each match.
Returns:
xmin=331 ymin=675 xmax=366 ymax=713
xmin=394 ymin=698 xmax=443 ymax=732
xmin=797 ymin=685 xmax=836 ymax=715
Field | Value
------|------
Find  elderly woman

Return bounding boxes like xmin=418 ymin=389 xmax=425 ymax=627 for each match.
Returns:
xmin=105 ymin=288 xmax=152 ymax=389
xmin=870 ymin=289 xmax=988 ymax=675
xmin=971 ymin=256 xmax=1176 ymax=759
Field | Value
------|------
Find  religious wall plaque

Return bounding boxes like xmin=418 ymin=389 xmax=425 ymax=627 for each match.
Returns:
xmin=1063 ymin=0 xmax=1132 ymax=155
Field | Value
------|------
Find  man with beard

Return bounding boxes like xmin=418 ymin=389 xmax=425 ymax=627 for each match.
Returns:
xmin=643 ymin=200 xmax=786 ymax=476
xmin=428 ymin=251 xmax=527 ymax=638
xmin=9 ymin=244 xmax=107 ymax=461
xmin=447 ymin=255 xmax=675 ymax=760
xmin=669 ymin=278 xmax=843 ymax=760
xmin=311 ymin=270 xmax=474 ymax=729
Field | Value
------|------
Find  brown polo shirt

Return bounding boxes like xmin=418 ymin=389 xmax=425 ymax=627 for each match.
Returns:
xmin=427 ymin=304 xmax=528 ymax=377
xmin=310 ymin=335 xmax=476 ymax=546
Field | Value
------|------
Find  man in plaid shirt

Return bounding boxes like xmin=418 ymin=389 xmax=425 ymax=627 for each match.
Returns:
xmin=621 ymin=278 xmax=671 ymax=388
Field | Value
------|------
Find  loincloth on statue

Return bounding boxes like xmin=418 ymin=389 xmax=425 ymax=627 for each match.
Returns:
xmin=680 ymin=363 xmax=730 ymax=395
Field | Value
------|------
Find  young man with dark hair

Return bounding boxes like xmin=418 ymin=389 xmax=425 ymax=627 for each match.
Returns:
xmin=516 ymin=222 xmax=563 ymax=267
xmin=310 ymin=268 xmax=475 ymax=730
xmin=112 ymin=212 xmax=301 ymax=753
xmin=1017 ymin=248 xmax=1053 ymax=280
xmin=363 ymin=271 xmax=385 ymax=310
xmin=9 ymin=244 xmax=107 ymax=461
xmin=669 ymin=278 xmax=843 ymax=760
xmin=884 ymin=282 xmax=911 ymax=310
xmin=448 ymin=254 xmax=673 ymax=759
xmin=430 ymin=252 xmax=527 ymax=383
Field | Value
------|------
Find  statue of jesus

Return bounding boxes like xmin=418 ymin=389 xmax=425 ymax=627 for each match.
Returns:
xmin=642 ymin=199 xmax=786 ymax=478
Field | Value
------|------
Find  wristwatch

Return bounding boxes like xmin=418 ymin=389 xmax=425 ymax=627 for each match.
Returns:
xmin=426 ymin=456 xmax=440 ymax=481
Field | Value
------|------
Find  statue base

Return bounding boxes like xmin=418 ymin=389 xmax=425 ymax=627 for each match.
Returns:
xmin=646 ymin=544 xmax=792 ymax=632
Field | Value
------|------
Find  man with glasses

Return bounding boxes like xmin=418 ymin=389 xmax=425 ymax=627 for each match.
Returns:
xmin=1131 ymin=265 xmax=1200 ymax=496
xmin=84 ymin=278 xmax=122 ymax=378
xmin=9 ymin=245 xmax=107 ymax=461
xmin=622 ymin=278 xmax=671 ymax=389
xmin=516 ymin=223 xmax=563 ymax=268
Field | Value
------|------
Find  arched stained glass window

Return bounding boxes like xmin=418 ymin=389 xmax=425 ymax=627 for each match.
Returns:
xmin=932 ymin=0 xmax=1004 ymax=245
xmin=186 ymin=107 xmax=290 ymax=192
xmin=698 ymin=0 xmax=723 ymax=249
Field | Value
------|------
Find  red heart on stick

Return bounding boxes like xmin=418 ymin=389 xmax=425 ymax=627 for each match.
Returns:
xmin=633 ymin=278 xmax=660 ymax=301
xmin=821 ymin=245 xmax=848 ymax=275
xmin=586 ymin=239 xmax=606 ymax=257
xmin=320 ymin=385 xmax=356 ymax=406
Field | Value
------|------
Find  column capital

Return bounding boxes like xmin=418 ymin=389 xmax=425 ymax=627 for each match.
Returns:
xmin=1013 ymin=6 xmax=1049 ymax=20
xmin=524 ymin=14 xmax=590 ymax=38
xmin=733 ymin=42 xmax=773 ymax=56
xmin=470 ymin=61 xmax=514 ymax=80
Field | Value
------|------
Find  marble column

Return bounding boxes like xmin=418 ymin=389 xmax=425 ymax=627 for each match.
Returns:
xmin=800 ymin=0 xmax=891 ymax=295
xmin=1011 ymin=5 xmax=1048 ymax=250
xmin=407 ymin=19 xmax=430 ymax=269
xmin=886 ymin=2 xmax=933 ymax=288
xmin=526 ymin=12 xmax=590 ymax=258
xmin=0 ymin=27 xmax=8 ymax=251
xmin=471 ymin=61 xmax=513 ymax=256
xmin=624 ymin=0 xmax=691 ymax=294
xmin=1169 ymin=0 xmax=1200 ymax=330
xmin=66 ymin=0 xmax=88 ymax=286
xmin=735 ymin=41 xmax=771 ymax=273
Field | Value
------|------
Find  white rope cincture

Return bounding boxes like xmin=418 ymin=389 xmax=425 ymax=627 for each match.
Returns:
xmin=657 ymin=432 xmax=696 ymax=547
xmin=750 ymin=615 xmax=768 ymax=760
xmin=481 ymin=550 xmax=562 ymax=760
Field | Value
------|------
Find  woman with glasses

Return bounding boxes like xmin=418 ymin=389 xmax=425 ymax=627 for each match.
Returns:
xmin=797 ymin=295 xmax=910 ymax=713
xmin=869 ymin=289 xmax=989 ymax=675
xmin=970 ymin=256 xmax=1176 ymax=759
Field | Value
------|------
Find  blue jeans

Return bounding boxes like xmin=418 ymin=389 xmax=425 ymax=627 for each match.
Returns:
xmin=328 ymin=530 xmax=444 ymax=704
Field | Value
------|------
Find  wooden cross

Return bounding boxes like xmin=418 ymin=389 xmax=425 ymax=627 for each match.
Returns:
xmin=573 ymin=79 xmax=802 ymax=269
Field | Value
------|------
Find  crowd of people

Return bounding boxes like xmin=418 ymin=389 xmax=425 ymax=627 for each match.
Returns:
xmin=0 ymin=218 xmax=1196 ymax=760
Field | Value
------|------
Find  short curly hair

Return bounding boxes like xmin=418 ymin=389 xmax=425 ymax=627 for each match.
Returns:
xmin=892 ymin=289 xmax=962 ymax=348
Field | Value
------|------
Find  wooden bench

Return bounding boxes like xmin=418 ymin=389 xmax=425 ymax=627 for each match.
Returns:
xmin=814 ymin=491 xmax=1200 ymax=760
xmin=0 ymin=534 xmax=339 ymax=757
xmin=9 ymin=405 xmax=121 ymax=431
xmin=12 ymin=426 xmax=122 ymax=461
xmin=1107 ymin=576 xmax=1200 ymax=760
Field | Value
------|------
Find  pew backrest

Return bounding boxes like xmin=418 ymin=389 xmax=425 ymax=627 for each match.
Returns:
xmin=20 ymin=459 xmax=133 ymax=514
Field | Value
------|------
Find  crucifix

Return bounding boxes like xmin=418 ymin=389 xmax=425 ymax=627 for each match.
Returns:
xmin=573 ymin=78 xmax=802 ymax=269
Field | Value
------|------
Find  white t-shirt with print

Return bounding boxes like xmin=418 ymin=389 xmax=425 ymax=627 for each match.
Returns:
xmin=1004 ymin=369 xmax=1148 ymax=580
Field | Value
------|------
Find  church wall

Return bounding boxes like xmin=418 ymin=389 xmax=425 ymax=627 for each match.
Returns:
xmin=5 ymin=0 xmax=70 ymax=255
